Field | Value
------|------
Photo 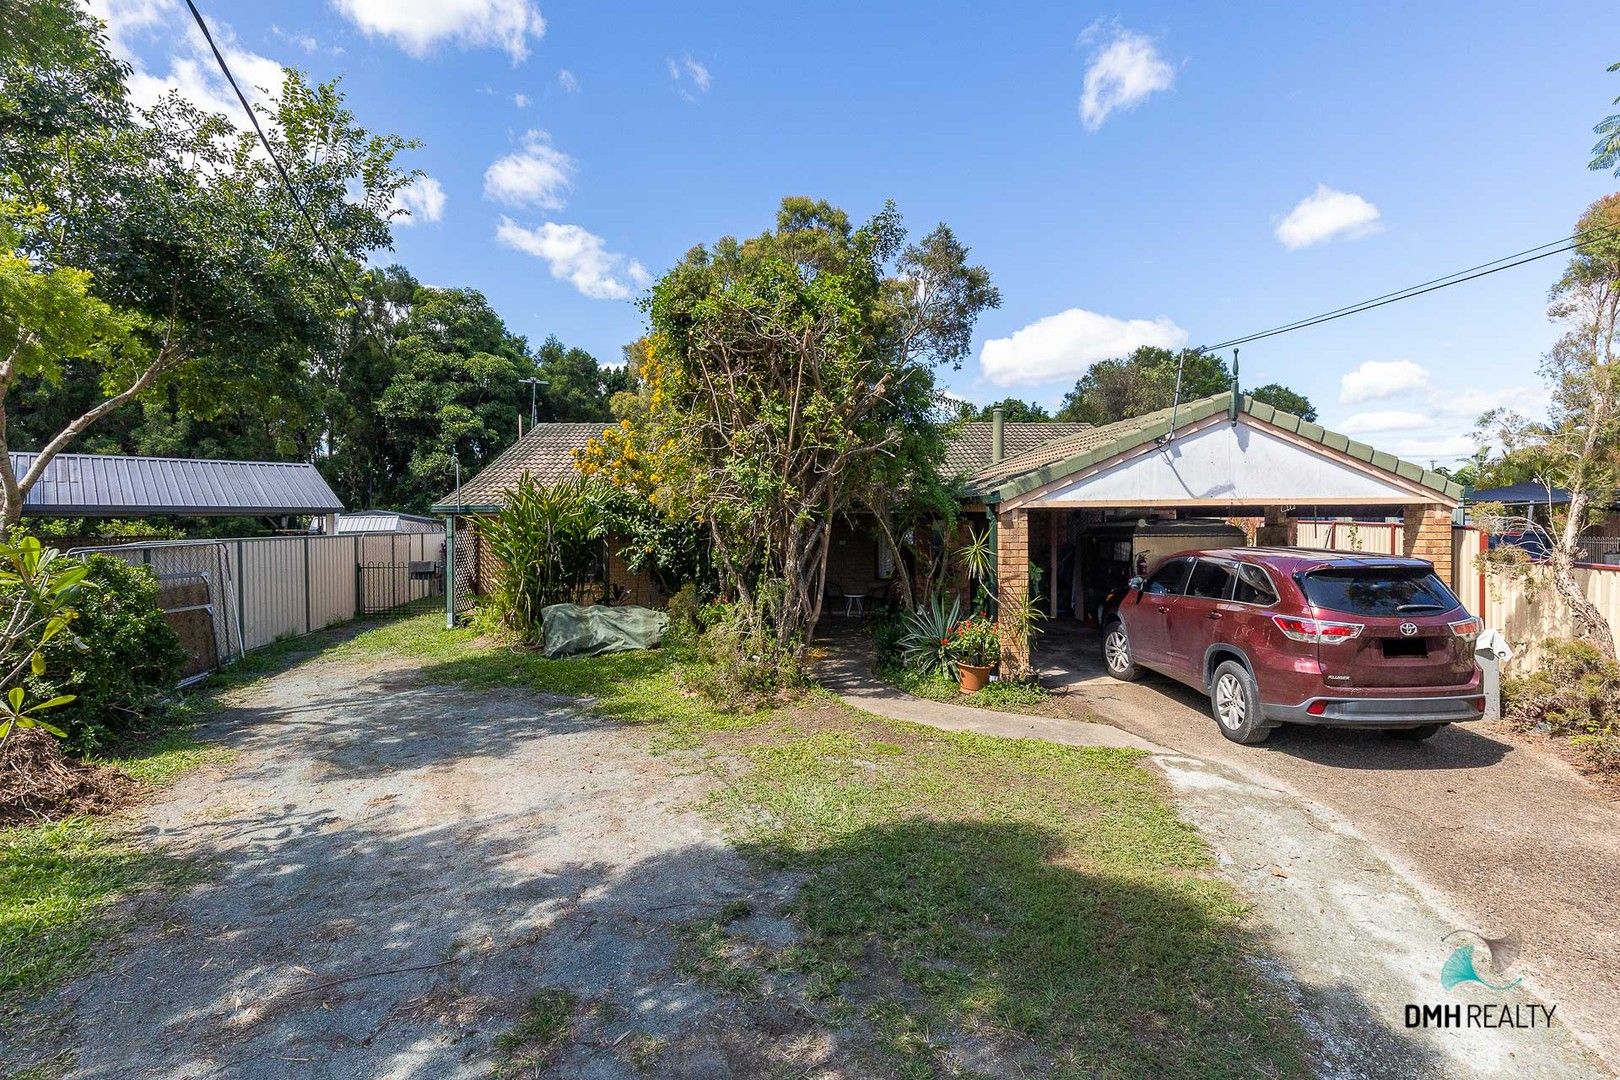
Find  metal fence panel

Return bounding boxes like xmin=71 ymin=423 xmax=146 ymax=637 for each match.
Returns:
xmin=71 ymin=531 xmax=444 ymax=676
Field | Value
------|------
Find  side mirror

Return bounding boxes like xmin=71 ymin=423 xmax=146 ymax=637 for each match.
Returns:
xmin=1128 ymin=576 xmax=1146 ymax=592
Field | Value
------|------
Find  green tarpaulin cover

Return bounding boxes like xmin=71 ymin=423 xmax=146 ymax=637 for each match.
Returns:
xmin=541 ymin=603 xmax=669 ymax=658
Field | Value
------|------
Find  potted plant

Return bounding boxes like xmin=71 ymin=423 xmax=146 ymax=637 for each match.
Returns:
xmin=948 ymin=614 xmax=1000 ymax=693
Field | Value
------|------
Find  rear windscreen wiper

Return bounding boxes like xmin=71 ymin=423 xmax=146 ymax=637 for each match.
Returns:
xmin=1396 ymin=603 xmax=1446 ymax=612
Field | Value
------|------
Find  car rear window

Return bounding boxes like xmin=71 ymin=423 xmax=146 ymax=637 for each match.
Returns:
xmin=1299 ymin=567 xmax=1460 ymax=617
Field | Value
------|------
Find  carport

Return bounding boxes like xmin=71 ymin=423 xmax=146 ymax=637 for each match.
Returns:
xmin=965 ymin=392 xmax=1463 ymax=675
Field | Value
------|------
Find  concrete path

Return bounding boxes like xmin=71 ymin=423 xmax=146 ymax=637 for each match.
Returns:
xmin=818 ymin=639 xmax=1612 ymax=1079
xmin=818 ymin=648 xmax=1163 ymax=752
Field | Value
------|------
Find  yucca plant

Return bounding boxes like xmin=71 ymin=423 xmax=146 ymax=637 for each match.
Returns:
xmin=898 ymin=592 xmax=962 ymax=677
xmin=481 ymin=475 xmax=608 ymax=639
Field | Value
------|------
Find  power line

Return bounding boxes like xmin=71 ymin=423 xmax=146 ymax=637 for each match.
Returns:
xmin=182 ymin=0 xmax=383 ymax=343
xmin=1199 ymin=222 xmax=1620 ymax=354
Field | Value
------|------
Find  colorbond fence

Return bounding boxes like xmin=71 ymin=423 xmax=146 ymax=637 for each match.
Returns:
xmin=73 ymin=532 xmax=444 ymax=678
xmin=1300 ymin=519 xmax=1620 ymax=670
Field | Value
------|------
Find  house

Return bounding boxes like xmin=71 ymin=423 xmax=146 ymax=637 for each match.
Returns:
xmin=433 ymin=392 xmax=1462 ymax=672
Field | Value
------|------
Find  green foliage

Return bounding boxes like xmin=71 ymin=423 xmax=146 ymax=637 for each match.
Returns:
xmin=881 ymin=663 xmax=1049 ymax=711
xmin=898 ymin=593 xmax=962 ymax=678
xmin=663 ymin=583 xmax=703 ymax=644
xmin=945 ymin=612 xmax=1000 ymax=668
xmin=1592 ymin=60 xmax=1620 ymax=177
xmin=480 ymin=475 xmax=608 ymax=639
xmin=1055 ymin=346 xmax=1316 ymax=425
xmin=495 ymin=987 xmax=578 ymax=1074
xmin=693 ymin=594 xmax=807 ymax=706
xmin=0 ymin=536 xmax=86 ymax=742
xmin=1503 ymin=638 xmax=1620 ymax=771
xmin=598 ymin=486 xmax=707 ymax=595
xmin=969 ymin=397 xmax=1050 ymax=422
xmin=21 ymin=554 xmax=184 ymax=752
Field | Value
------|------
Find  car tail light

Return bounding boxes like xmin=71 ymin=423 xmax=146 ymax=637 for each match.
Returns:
xmin=1272 ymin=614 xmax=1364 ymax=644
xmin=1449 ymin=617 xmax=1482 ymax=641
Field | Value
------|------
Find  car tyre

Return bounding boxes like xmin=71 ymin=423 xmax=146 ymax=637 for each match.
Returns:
xmin=1209 ymin=660 xmax=1274 ymax=745
xmin=1101 ymin=621 xmax=1142 ymax=681
xmin=1384 ymin=723 xmax=1445 ymax=741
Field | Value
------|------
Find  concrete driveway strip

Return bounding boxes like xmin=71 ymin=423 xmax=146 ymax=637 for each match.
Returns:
xmin=818 ymin=644 xmax=1613 ymax=1079
xmin=1036 ymin=635 xmax=1620 ymax=1078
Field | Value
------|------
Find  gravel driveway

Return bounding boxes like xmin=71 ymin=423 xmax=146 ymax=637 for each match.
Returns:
xmin=1038 ymin=631 xmax=1620 ymax=1074
xmin=8 ymin=650 xmax=822 ymax=1079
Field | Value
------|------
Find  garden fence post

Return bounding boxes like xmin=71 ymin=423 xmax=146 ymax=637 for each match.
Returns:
xmin=304 ymin=535 xmax=312 ymax=634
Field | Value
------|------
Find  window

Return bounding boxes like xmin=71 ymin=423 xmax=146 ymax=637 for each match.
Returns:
xmin=877 ymin=540 xmax=895 ymax=580
xmin=1143 ymin=558 xmax=1192 ymax=596
xmin=1299 ymin=567 xmax=1459 ymax=616
xmin=1232 ymin=563 xmax=1279 ymax=606
xmin=1185 ymin=559 xmax=1234 ymax=600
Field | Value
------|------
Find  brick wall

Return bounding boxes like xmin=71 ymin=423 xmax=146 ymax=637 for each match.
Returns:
xmin=996 ymin=508 xmax=1030 ymax=676
xmin=1403 ymin=504 xmax=1453 ymax=583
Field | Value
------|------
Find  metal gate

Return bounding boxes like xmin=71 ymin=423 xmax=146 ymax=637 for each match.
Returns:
xmin=358 ymin=560 xmax=444 ymax=615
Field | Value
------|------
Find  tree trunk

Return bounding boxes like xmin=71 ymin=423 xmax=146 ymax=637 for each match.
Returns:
xmin=1552 ymin=489 xmax=1617 ymax=658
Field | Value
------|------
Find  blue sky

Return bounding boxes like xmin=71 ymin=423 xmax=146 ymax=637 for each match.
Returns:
xmin=91 ymin=0 xmax=1618 ymax=465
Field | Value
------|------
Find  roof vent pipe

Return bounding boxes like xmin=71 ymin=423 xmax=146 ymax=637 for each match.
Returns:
xmin=991 ymin=406 xmax=1005 ymax=464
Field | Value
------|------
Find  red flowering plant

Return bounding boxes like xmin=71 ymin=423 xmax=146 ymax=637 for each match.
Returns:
xmin=946 ymin=613 xmax=1001 ymax=668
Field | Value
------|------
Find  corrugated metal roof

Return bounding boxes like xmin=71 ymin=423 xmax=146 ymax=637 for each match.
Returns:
xmin=12 ymin=452 xmax=344 ymax=517
xmin=334 ymin=510 xmax=441 ymax=533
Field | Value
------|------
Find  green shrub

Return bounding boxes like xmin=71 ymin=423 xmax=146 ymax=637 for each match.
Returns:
xmin=1502 ymin=638 xmax=1620 ymax=772
xmin=692 ymin=597 xmax=805 ymax=707
xmin=21 ymin=554 xmax=184 ymax=752
xmin=870 ymin=612 xmax=907 ymax=666
xmin=897 ymin=593 xmax=961 ymax=678
xmin=480 ymin=475 xmax=608 ymax=640
xmin=664 ymin=583 xmax=702 ymax=644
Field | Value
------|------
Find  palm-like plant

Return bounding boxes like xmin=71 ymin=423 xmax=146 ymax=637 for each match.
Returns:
xmin=899 ymin=592 xmax=962 ymax=677
xmin=1 ymin=536 xmax=85 ymax=743
xmin=481 ymin=475 xmax=609 ymax=639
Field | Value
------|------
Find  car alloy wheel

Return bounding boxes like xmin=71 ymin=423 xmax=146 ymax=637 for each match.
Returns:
xmin=1104 ymin=628 xmax=1131 ymax=673
xmin=1214 ymin=671 xmax=1247 ymax=730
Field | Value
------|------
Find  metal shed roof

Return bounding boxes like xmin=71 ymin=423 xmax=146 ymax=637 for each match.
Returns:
xmin=12 ymin=452 xmax=345 ymax=517
xmin=334 ymin=510 xmax=441 ymax=534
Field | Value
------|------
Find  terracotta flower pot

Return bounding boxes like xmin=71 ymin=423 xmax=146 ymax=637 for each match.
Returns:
xmin=958 ymin=662 xmax=992 ymax=693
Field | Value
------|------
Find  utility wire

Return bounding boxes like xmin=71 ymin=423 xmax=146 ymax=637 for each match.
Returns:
xmin=1200 ymin=223 xmax=1620 ymax=354
xmin=182 ymin=0 xmax=384 ymax=344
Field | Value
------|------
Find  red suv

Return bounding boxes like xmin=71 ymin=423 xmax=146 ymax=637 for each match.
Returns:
xmin=1100 ymin=548 xmax=1484 ymax=744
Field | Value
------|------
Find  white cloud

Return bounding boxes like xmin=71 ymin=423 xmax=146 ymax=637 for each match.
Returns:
xmin=391 ymin=175 xmax=446 ymax=225
xmin=1338 ymin=410 xmax=1431 ymax=434
xmin=1078 ymin=23 xmax=1174 ymax=131
xmin=512 ymin=92 xmax=530 ymax=108
xmin=330 ymin=0 xmax=545 ymax=62
xmin=88 ymin=0 xmax=287 ymax=120
xmin=667 ymin=54 xmax=712 ymax=100
xmin=483 ymin=130 xmax=574 ymax=209
xmin=1338 ymin=359 xmax=1431 ymax=403
xmin=979 ymin=308 xmax=1188 ymax=386
xmin=270 ymin=25 xmax=320 ymax=53
xmin=1275 ymin=184 xmax=1382 ymax=249
xmin=557 ymin=69 xmax=579 ymax=93
xmin=495 ymin=218 xmax=649 ymax=300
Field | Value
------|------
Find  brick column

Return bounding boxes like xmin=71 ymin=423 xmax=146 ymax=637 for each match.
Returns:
xmin=996 ymin=508 xmax=1031 ymax=678
xmin=1403 ymin=504 xmax=1453 ymax=583
xmin=1256 ymin=506 xmax=1294 ymax=546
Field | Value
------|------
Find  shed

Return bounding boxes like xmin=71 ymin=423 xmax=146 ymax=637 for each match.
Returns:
xmin=334 ymin=510 xmax=441 ymax=534
xmin=10 ymin=451 xmax=343 ymax=522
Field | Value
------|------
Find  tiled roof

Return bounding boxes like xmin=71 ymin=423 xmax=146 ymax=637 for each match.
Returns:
xmin=943 ymin=422 xmax=1092 ymax=477
xmin=12 ymin=452 xmax=343 ymax=516
xmin=966 ymin=393 xmax=1464 ymax=502
xmin=438 ymin=420 xmax=1091 ymax=510
xmin=432 ymin=423 xmax=609 ymax=511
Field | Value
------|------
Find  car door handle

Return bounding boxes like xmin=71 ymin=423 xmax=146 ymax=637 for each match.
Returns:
xmin=1206 ymin=612 xmax=1223 ymax=620
xmin=1155 ymin=605 xmax=1171 ymax=613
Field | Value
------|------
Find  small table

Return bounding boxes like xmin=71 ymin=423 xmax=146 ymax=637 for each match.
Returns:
xmin=843 ymin=593 xmax=866 ymax=617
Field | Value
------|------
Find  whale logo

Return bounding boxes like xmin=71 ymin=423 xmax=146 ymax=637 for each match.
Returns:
xmin=1440 ymin=930 xmax=1524 ymax=992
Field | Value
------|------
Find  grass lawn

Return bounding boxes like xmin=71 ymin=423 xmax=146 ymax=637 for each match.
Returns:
xmin=878 ymin=661 xmax=1051 ymax=712
xmin=341 ymin=613 xmax=1308 ymax=1077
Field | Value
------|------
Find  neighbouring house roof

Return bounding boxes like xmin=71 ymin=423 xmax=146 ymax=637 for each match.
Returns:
xmin=11 ymin=451 xmax=344 ymax=517
xmin=432 ymin=423 xmax=607 ymax=512
xmin=334 ymin=510 xmax=442 ymax=534
xmin=943 ymin=421 xmax=1092 ymax=476
xmin=965 ymin=393 xmax=1464 ymax=504
xmin=433 ymin=420 xmax=1097 ymax=513
xmin=1466 ymin=483 xmax=1571 ymax=505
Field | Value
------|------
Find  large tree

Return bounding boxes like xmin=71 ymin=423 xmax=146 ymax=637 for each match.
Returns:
xmin=582 ymin=197 xmax=998 ymax=655
xmin=1055 ymin=346 xmax=1316 ymax=425
xmin=1592 ymin=61 xmax=1620 ymax=177
xmin=0 ymin=0 xmax=415 ymax=526
xmin=970 ymin=397 xmax=1051 ymax=422
xmin=1480 ymin=195 xmax=1620 ymax=657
